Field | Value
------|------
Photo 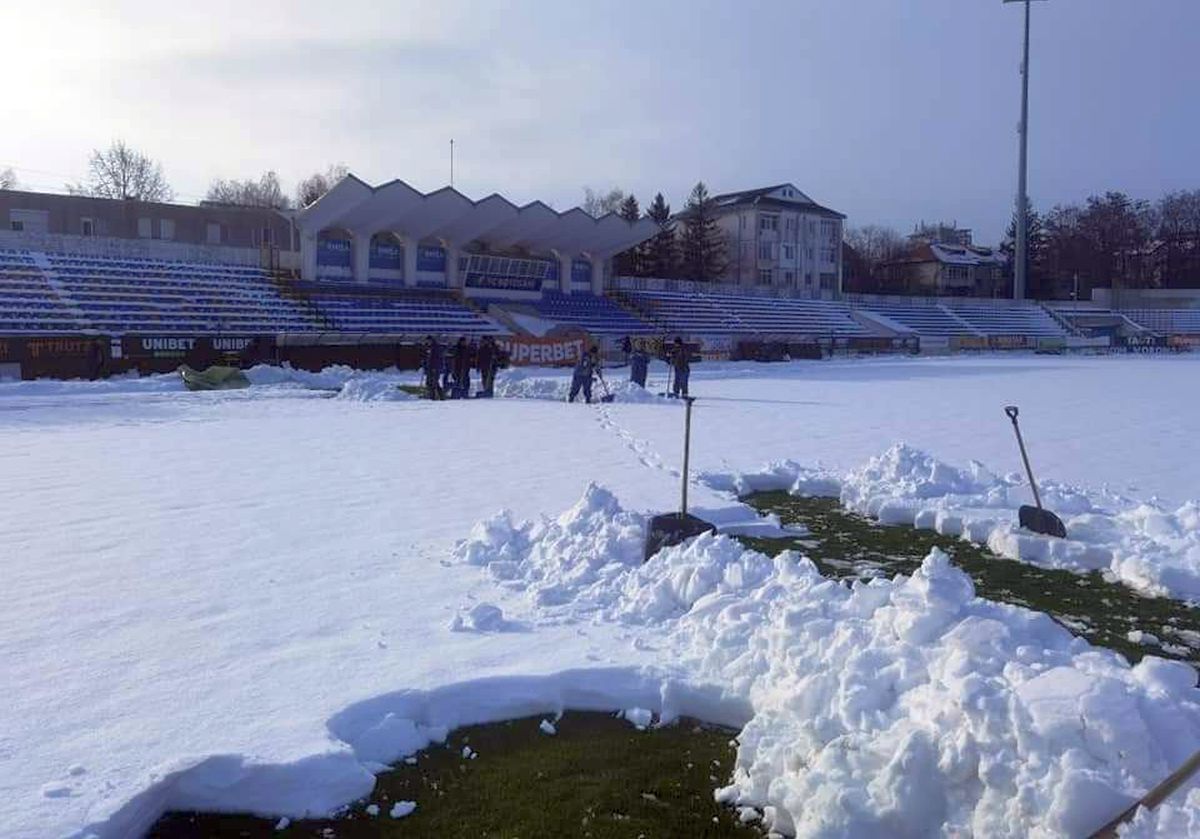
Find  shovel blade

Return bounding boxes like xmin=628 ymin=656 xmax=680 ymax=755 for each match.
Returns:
xmin=1019 ymin=505 xmax=1067 ymax=539
xmin=599 ymin=394 xmax=615 ymax=403
xmin=644 ymin=513 xmax=716 ymax=561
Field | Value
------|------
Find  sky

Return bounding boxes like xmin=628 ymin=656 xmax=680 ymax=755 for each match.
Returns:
xmin=3 ymin=0 xmax=1198 ymax=243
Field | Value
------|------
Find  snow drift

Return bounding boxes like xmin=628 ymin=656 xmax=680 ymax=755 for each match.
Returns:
xmin=702 ymin=443 xmax=1200 ymax=603
xmin=452 ymin=485 xmax=1200 ymax=837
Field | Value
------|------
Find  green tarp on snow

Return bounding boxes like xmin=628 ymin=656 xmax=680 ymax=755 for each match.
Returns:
xmin=179 ymin=365 xmax=251 ymax=392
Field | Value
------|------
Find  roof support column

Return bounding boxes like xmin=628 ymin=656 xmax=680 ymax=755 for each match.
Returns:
xmin=300 ymin=231 xmax=318 ymax=282
xmin=353 ymin=234 xmax=371 ymax=284
xmin=445 ymin=243 xmax=462 ymax=289
xmin=589 ymin=255 xmax=607 ymax=295
xmin=554 ymin=251 xmax=572 ymax=294
xmin=403 ymin=237 xmax=419 ymax=288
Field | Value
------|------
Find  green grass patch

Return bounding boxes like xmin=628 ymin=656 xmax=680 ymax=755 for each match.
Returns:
xmin=740 ymin=491 xmax=1200 ymax=667
xmin=397 ymin=385 xmax=426 ymax=398
xmin=150 ymin=713 xmax=759 ymax=838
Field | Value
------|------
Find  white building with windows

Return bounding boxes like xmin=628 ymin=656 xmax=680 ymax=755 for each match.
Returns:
xmin=708 ymin=183 xmax=846 ymax=297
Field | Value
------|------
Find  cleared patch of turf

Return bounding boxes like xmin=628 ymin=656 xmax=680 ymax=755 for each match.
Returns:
xmin=740 ymin=491 xmax=1200 ymax=667
xmin=150 ymin=713 xmax=760 ymax=838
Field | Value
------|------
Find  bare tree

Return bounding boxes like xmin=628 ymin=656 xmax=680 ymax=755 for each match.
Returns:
xmin=206 ymin=171 xmax=291 ymax=209
xmin=296 ymin=163 xmax=350 ymax=208
xmin=845 ymin=225 xmax=906 ymax=268
xmin=0 ymin=167 xmax=16 ymax=190
xmin=581 ymin=186 xmax=626 ymax=218
xmin=68 ymin=141 xmax=173 ymax=201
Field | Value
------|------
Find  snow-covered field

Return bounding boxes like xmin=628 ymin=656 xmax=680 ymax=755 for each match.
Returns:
xmin=2 ymin=354 xmax=1199 ymax=838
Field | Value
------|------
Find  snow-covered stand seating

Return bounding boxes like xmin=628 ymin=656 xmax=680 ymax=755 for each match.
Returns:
xmin=532 ymin=291 xmax=654 ymax=336
xmin=0 ymin=248 xmax=320 ymax=334
xmin=295 ymin=284 xmax=507 ymax=336
xmin=618 ymin=288 xmax=868 ymax=337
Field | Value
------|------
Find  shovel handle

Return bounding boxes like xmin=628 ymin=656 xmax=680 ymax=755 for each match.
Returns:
xmin=1004 ymin=405 xmax=1043 ymax=511
xmin=1005 ymin=405 xmax=1019 ymax=422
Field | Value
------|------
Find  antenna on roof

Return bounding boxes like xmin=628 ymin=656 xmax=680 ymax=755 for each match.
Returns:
xmin=450 ymin=139 xmax=455 ymax=188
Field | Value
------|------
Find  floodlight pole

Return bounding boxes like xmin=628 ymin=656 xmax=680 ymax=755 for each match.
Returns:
xmin=450 ymin=139 xmax=455 ymax=188
xmin=1008 ymin=0 xmax=1044 ymax=301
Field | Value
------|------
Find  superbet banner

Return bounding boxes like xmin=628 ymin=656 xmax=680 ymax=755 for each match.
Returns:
xmin=495 ymin=333 xmax=590 ymax=367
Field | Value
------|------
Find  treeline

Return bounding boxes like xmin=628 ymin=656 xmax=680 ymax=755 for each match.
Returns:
xmin=847 ymin=190 xmax=1200 ymax=298
xmin=1004 ymin=190 xmax=1200 ymax=297
xmin=586 ymin=182 xmax=728 ymax=281
xmin=3 ymin=140 xmax=349 ymax=210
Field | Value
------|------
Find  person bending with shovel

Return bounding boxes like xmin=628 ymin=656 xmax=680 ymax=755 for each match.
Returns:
xmin=568 ymin=345 xmax=600 ymax=404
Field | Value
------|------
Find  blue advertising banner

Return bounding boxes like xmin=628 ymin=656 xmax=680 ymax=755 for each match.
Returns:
xmin=316 ymin=238 xmax=351 ymax=267
xmin=370 ymin=243 xmax=402 ymax=270
xmin=571 ymin=258 xmax=593 ymax=286
xmin=416 ymin=246 xmax=447 ymax=273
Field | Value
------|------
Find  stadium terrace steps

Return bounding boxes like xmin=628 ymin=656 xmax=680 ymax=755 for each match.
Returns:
xmin=291 ymin=283 xmax=508 ymax=336
xmin=617 ymin=288 xmax=869 ymax=337
xmin=1122 ymin=309 xmax=1200 ymax=335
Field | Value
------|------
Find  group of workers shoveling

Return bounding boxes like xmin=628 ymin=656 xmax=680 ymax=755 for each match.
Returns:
xmin=420 ymin=334 xmax=503 ymax=400
xmin=419 ymin=334 xmax=694 ymax=404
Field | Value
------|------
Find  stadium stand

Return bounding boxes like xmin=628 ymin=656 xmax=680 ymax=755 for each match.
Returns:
xmin=44 ymin=252 xmax=321 ymax=334
xmin=940 ymin=299 xmax=1068 ymax=337
xmin=0 ymin=249 xmax=81 ymax=332
xmin=852 ymin=298 xmax=976 ymax=336
xmin=619 ymin=288 xmax=869 ymax=337
xmin=1122 ymin=309 xmax=1200 ymax=335
xmin=297 ymin=284 xmax=506 ymax=335
xmin=531 ymin=291 xmax=654 ymax=335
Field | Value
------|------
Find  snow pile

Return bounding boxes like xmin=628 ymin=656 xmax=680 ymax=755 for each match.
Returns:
xmin=493 ymin=368 xmax=666 ymax=404
xmin=458 ymin=487 xmax=1200 ymax=837
xmin=698 ymin=458 xmax=841 ymax=498
xmin=705 ymin=443 xmax=1200 ymax=602
xmin=452 ymin=483 xmax=647 ymax=616
xmin=333 ymin=376 xmax=414 ymax=402
xmin=243 ymin=363 xmax=395 ymax=391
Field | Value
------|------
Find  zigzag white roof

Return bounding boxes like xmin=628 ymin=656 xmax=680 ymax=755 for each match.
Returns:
xmin=296 ymin=175 xmax=658 ymax=258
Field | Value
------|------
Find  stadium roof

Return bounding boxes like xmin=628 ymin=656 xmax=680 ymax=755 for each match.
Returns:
xmin=295 ymin=175 xmax=659 ymax=258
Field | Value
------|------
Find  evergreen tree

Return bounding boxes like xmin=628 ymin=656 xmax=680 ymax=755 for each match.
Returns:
xmin=1001 ymin=196 xmax=1047 ymax=296
xmin=612 ymin=194 xmax=641 ymax=276
xmin=678 ymin=182 xmax=727 ymax=281
xmin=644 ymin=192 xmax=677 ymax=278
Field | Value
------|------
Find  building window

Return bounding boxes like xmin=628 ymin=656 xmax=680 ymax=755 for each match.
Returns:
xmin=80 ymin=218 xmax=95 ymax=236
xmin=758 ymin=242 xmax=773 ymax=260
xmin=10 ymin=220 xmax=23 ymax=232
xmin=782 ymin=244 xmax=795 ymax=261
xmin=784 ymin=270 xmax=795 ymax=284
xmin=137 ymin=217 xmax=153 ymax=238
xmin=805 ymin=272 xmax=813 ymax=286
xmin=160 ymin=219 xmax=175 ymax=240
xmin=820 ymin=273 xmax=835 ymax=290
xmin=758 ymin=268 xmax=773 ymax=284
xmin=758 ymin=214 xmax=778 ymax=232
xmin=206 ymin=222 xmax=222 ymax=244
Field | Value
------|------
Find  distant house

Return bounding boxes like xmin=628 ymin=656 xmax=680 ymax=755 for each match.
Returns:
xmin=882 ymin=241 xmax=1009 ymax=297
xmin=683 ymin=183 xmax=845 ymax=298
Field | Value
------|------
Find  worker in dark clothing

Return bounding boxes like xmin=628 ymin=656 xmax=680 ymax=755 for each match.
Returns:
xmin=568 ymin=345 xmax=599 ymax=404
xmin=452 ymin=336 xmax=472 ymax=398
xmin=629 ymin=340 xmax=649 ymax=388
xmin=620 ymin=335 xmax=632 ymax=364
xmin=670 ymin=336 xmax=690 ymax=398
xmin=422 ymin=336 xmax=444 ymax=400
xmin=476 ymin=335 xmax=499 ymax=398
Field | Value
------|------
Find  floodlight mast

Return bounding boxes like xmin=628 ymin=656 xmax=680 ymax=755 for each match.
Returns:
xmin=1006 ymin=0 xmax=1046 ymax=301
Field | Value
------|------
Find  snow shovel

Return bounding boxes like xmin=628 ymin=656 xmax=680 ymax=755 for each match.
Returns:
xmin=595 ymin=369 xmax=615 ymax=403
xmin=1004 ymin=406 xmax=1067 ymax=538
xmin=644 ymin=396 xmax=716 ymax=560
xmin=658 ymin=364 xmax=675 ymax=399
xmin=1088 ymin=747 xmax=1200 ymax=838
